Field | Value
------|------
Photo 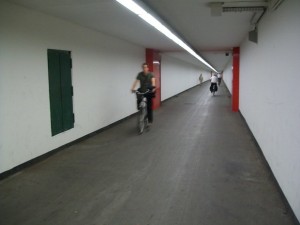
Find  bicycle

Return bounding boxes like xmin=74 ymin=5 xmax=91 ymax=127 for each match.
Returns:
xmin=134 ymin=89 xmax=150 ymax=134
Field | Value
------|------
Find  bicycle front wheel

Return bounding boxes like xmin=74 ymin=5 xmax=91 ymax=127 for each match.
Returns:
xmin=138 ymin=109 xmax=146 ymax=134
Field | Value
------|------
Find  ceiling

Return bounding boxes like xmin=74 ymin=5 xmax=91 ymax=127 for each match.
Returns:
xmin=7 ymin=0 xmax=269 ymax=72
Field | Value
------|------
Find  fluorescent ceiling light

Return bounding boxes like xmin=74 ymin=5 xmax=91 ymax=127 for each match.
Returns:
xmin=115 ymin=0 xmax=218 ymax=73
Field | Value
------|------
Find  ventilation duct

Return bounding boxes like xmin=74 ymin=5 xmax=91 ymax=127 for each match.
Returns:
xmin=248 ymin=28 xmax=258 ymax=43
xmin=222 ymin=7 xmax=265 ymax=13
xmin=269 ymin=0 xmax=285 ymax=11
xmin=209 ymin=1 xmax=269 ymax=43
xmin=209 ymin=1 xmax=268 ymax=16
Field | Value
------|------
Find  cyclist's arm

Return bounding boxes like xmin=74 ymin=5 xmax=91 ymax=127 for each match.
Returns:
xmin=131 ymin=79 xmax=139 ymax=92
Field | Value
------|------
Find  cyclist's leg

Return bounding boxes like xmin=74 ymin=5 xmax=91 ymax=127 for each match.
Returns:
xmin=146 ymin=96 xmax=153 ymax=123
xmin=210 ymin=83 xmax=213 ymax=92
xmin=211 ymin=83 xmax=216 ymax=94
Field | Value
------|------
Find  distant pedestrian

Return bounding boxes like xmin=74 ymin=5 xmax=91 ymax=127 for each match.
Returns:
xmin=217 ymin=73 xmax=222 ymax=86
xmin=199 ymin=73 xmax=203 ymax=85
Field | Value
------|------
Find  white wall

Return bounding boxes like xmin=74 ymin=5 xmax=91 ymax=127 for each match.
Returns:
xmin=0 ymin=2 xmax=144 ymax=173
xmin=223 ymin=0 xmax=300 ymax=220
xmin=161 ymin=53 xmax=211 ymax=101
xmin=222 ymin=57 xmax=233 ymax=95
xmin=0 ymin=2 xmax=209 ymax=174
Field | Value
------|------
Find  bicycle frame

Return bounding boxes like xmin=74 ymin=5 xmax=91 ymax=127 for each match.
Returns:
xmin=135 ymin=90 xmax=150 ymax=134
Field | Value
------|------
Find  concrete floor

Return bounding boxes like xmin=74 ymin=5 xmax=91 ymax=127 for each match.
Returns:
xmin=0 ymin=82 xmax=297 ymax=225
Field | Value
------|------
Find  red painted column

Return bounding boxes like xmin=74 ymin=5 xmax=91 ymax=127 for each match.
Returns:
xmin=232 ymin=47 xmax=240 ymax=112
xmin=146 ymin=48 xmax=161 ymax=110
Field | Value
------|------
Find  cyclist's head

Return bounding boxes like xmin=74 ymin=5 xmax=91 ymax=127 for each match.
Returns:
xmin=142 ymin=63 xmax=149 ymax=73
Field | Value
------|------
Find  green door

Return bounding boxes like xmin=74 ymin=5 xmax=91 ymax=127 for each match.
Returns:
xmin=48 ymin=49 xmax=74 ymax=136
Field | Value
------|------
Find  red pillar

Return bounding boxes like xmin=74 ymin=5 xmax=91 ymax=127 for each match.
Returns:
xmin=146 ymin=49 xmax=161 ymax=110
xmin=232 ymin=47 xmax=240 ymax=112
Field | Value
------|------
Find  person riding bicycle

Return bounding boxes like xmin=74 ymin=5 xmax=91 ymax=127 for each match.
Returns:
xmin=210 ymin=73 xmax=218 ymax=93
xmin=131 ymin=63 xmax=156 ymax=124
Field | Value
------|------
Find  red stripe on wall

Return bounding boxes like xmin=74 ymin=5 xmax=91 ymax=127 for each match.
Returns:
xmin=146 ymin=49 xmax=161 ymax=110
xmin=232 ymin=47 xmax=240 ymax=112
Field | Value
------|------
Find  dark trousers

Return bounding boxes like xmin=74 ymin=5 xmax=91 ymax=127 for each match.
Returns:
xmin=146 ymin=95 xmax=153 ymax=123
xmin=210 ymin=83 xmax=218 ymax=92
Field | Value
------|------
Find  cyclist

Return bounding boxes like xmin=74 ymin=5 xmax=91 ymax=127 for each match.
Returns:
xmin=131 ymin=63 xmax=156 ymax=124
xmin=210 ymin=73 xmax=218 ymax=94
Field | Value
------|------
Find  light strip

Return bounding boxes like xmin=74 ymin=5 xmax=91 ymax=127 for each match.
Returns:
xmin=115 ymin=0 xmax=218 ymax=72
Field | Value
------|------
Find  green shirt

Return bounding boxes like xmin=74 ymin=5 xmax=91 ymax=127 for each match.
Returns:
xmin=136 ymin=72 xmax=154 ymax=92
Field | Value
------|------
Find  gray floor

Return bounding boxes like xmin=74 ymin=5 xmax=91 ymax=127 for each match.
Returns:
xmin=0 ymin=82 xmax=297 ymax=225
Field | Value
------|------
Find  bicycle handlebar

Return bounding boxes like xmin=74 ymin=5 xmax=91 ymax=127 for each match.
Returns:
xmin=133 ymin=89 xmax=150 ymax=95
